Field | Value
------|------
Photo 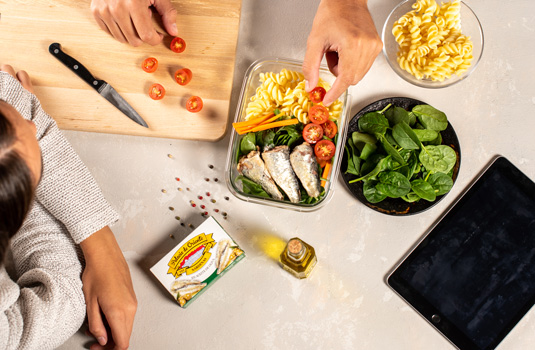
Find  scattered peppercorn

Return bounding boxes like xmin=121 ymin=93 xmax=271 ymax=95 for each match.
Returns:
xmin=181 ymin=223 xmax=185 ymax=227
xmin=222 ymin=212 xmax=227 ymax=217
xmin=175 ymin=177 xmax=180 ymax=181
xmin=211 ymin=199 xmax=216 ymax=203
xmin=224 ymin=196 xmax=229 ymax=201
xmin=167 ymin=154 xmax=173 ymax=158
xmin=198 ymin=195 xmax=203 ymax=200
xmin=208 ymin=164 xmax=214 ymax=169
xmin=175 ymin=216 xmax=180 ymax=220
xmin=214 ymin=209 xmax=219 ymax=213
xmin=206 ymin=192 xmax=211 ymax=196
xmin=161 ymin=189 xmax=167 ymax=193
xmin=204 ymin=178 xmax=210 ymax=182
xmin=214 ymin=178 xmax=219 ymax=182
xmin=169 ymin=206 xmax=174 ymax=211
xmin=200 ymin=205 xmax=205 ymax=209
xmin=169 ymin=234 xmax=175 ymax=239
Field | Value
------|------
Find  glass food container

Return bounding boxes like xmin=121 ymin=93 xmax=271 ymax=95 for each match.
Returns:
xmin=225 ymin=58 xmax=351 ymax=212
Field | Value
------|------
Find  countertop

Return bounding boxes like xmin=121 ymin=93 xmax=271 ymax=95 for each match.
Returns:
xmin=55 ymin=0 xmax=535 ymax=349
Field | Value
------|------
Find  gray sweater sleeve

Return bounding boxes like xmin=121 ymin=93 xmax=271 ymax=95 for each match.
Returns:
xmin=0 ymin=71 xmax=119 ymax=244
xmin=0 ymin=202 xmax=87 ymax=350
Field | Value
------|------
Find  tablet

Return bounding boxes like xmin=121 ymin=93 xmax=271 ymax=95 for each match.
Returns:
xmin=387 ymin=156 xmax=535 ymax=350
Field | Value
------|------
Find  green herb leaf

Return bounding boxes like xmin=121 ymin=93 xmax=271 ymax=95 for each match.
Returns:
xmin=419 ymin=145 xmax=457 ymax=173
xmin=376 ymin=171 xmax=411 ymax=198
xmin=358 ymin=112 xmax=389 ymax=136
xmin=240 ymin=133 xmax=256 ymax=155
xmin=428 ymin=172 xmax=454 ymax=195
xmin=412 ymin=105 xmax=448 ymax=131
xmin=236 ymin=175 xmax=270 ymax=198
xmin=392 ymin=121 xmax=421 ymax=150
xmin=363 ymin=181 xmax=388 ymax=203
xmin=410 ymin=179 xmax=437 ymax=202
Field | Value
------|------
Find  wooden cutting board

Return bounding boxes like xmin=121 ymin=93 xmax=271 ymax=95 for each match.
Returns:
xmin=0 ymin=0 xmax=242 ymax=141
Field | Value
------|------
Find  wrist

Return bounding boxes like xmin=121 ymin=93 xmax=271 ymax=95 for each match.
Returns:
xmin=80 ymin=226 xmax=122 ymax=263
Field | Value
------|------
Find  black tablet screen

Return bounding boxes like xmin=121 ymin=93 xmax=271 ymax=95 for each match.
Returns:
xmin=390 ymin=157 xmax=535 ymax=350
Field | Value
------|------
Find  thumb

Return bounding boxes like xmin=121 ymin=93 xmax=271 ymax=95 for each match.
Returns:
xmin=154 ymin=0 xmax=178 ymax=36
xmin=302 ymin=39 xmax=324 ymax=93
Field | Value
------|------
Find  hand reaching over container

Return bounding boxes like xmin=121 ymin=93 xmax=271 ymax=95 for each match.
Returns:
xmin=303 ymin=0 xmax=382 ymax=106
xmin=90 ymin=0 xmax=178 ymax=46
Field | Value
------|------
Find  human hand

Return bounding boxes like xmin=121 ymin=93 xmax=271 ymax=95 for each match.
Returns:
xmin=0 ymin=64 xmax=34 ymax=93
xmin=302 ymin=0 xmax=382 ymax=106
xmin=80 ymin=226 xmax=137 ymax=350
xmin=90 ymin=0 xmax=178 ymax=46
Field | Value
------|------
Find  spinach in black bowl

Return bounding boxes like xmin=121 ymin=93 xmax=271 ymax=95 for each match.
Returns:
xmin=341 ymin=97 xmax=460 ymax=216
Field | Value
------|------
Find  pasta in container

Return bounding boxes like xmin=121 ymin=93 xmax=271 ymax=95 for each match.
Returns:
xmin=382 ymin=0 xmax=484 ymax=88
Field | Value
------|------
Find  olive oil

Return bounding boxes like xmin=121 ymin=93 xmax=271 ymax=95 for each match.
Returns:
xmin=279 ymin=238 xmax=317 ymax=279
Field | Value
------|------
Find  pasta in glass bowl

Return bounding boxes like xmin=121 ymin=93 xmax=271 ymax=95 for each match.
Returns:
xmin=225 ymin=58 xmax=350 ymax=211
xmin=382 ymin=0 xmax=484 ymax=88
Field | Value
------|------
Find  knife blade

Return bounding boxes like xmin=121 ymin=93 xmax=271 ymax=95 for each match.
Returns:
xmin=48 ymin=43 xmax=149 ymax=128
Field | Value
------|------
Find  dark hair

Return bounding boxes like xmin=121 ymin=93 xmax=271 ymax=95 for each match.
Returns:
xmin=0 ymin=104 xmax=35 ymax=265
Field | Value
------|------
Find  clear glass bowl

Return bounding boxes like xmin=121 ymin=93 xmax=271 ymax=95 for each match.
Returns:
xmin=382 ymin=0 xmax=484 ymax=88
xmin=225 ymin=58 xmax=351 ymax=212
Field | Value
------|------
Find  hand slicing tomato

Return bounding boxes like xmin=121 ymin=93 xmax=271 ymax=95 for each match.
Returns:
xmin=309 ymin=86 xmax=326 ymax=103
xmin=314 ymin=139 xmax=335 ymax=161
xmin=170 ymin=37 xmax=186 ymax=53
xmin=303 ymin=123 xmax=323 ymax=144
xmin=186 ymin=96 xmax=203 ymax=113
xmin=175 ymin=68 xmax=193 ymax=85
xmin=149 ymin=83 xmax=165 ymax=100
xmin=309 ymin=105 xmax=330 ymax=124
xmin=322 ymin=120 xmax=337 ymax=138
xmin=142 ymin=57 xmax=158 ymax=73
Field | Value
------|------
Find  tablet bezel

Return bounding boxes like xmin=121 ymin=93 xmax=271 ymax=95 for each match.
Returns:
xmin=387 ymin=155 xmax=535 ymax=350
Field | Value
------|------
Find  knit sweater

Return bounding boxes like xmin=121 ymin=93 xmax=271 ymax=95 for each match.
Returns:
xmin=0 ymin=72 xmax=119 ymax=349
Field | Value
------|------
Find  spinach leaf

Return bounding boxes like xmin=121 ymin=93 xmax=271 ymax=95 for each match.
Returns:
xmin=385 ymin=106 xmax=411 ymax=126
xmin=240 ymin=133 xmax=256 ymax=155
xmin=402 ymin=192 xmax=421 ymax=203
xmin=376 ymin=171 xmax=411 ymax=198
xmin=419 ymin=145 xmax=457 ymax=173
xmin=345 ymin=138 xmax=361 ymax=176
xmin=426 ymin=132 xmax=442 ymax=146
xmin=392 ymin=121 xmax=421 ymax=150
xmin=358 ymin=112 xmax=389 ymax=135
xmin=428 ymin=172 xmax=454 ymax=195
xmin=236 ymin=175 xmax=270 ymax=198
xmin=349 ymin=156 xmax=392 ymax=183
xmin=410 ymin=179 xmax=437 ymax=202
xmin=363 ymin=181 xmax=387 ymax=203
xmin=360 ymin=143 xmax=377 ymax=161
xmin=377 ymin=133 xmax=406 ymax=166
xmin=413 ymin=129 xmax=438 ymax=142
xmin=412 ymin=105 xmax=448 ymax=131
xmin=258 ymin=129 xmax=276 ymax=150
xmin=274 ymin=124 xmax=301 ymax=147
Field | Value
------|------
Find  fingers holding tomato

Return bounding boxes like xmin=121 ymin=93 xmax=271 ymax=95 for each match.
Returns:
xmin=309 ymin=86 xmax=326 ymax=103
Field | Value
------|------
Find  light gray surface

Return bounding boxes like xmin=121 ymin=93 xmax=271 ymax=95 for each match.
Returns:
xmin=58 ymin=0 xmax=535 ymax=349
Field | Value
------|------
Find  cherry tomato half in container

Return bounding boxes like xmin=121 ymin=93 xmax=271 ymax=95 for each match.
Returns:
xmin=149 ymin=83 xmax=165 ymax=100
xmin=322 ymin=120 xmax=338 ymax=139
xmin=186 ymin=96 xmax=203 ymax=113
xmin=142 ymin=57 xmax=158 ymax=73
xmin=309 ymin=105 xmax=330 ymax=124
xmin=303 ymin=123 xmax=323 ymax=144
xmin=309 ymin=86 xmax=326 ymax=103
xmin=175 ymin=68 xmax=192 ymax=85
xmin=314 ymin=139 xmax=336 ymax=161
xmin=170 ymin=37 xmax=186 ymax=53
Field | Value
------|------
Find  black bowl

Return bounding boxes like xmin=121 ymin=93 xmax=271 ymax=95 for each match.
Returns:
xmin=340 ymin=97 xmax=461 ymax=216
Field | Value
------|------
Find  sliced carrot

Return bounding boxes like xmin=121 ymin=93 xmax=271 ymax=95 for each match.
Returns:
xmin=250 ymin=118 xmax=299 ymax=132
xmin=320 ymin=161 xmax=332 ymax=188
xmin=232 ymin=113 xmax=274 ymax=129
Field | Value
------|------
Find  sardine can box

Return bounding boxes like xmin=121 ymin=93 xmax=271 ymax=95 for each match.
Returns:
xmin=150 ymin=216 xmax=245 ymax=308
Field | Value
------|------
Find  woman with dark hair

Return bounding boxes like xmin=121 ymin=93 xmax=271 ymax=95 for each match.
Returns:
xmin=0 ymin=65 xmax=137 ymax=350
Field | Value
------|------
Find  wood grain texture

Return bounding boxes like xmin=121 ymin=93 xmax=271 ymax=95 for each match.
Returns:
xmin=0 ymin=0 xmax=242 ymax=140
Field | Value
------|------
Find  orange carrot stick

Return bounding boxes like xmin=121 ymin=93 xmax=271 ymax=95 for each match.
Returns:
xmin=232 ymin=113 xmax=274 ymax=129
xmin=320 ymin=161 xmax=332 ymax=188
xmin=250 ymin=118 xmax=298 ymax=132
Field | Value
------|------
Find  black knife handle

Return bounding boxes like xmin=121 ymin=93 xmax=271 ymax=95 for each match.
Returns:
xmin=49 ymin=43 xmax=105 ymax=92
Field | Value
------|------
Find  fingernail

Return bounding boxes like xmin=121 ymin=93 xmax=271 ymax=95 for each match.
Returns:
xmin=305 ymin=80 xmax=310 ymax=91
xmin=97 ymin=336 xmax=106 ymax=346
xmin=172 ymin=23 xmax=178 ymax=34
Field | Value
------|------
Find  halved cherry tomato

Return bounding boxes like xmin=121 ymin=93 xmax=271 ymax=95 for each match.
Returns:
xmin=302 ymin=123 xmax=323 ymax=144
xmin=186 ymin=96 xmax=203 ymax=113
xmin=309 ymin=86 xmax=326 ymax=103
xmin=309 ymin=105 xmax=330 ymax=124
xmin=170 ymin=37 xmax=186 ymax=53
xmin=142 ymin=57 xmax=158 ymax=73
xmin=314 ymin=139 xmax=336 ymax=161
xmin=322 ymin=120 xmax=338 ymax=138
xmin=149 ymin=83 xmax=165 ymax=100
xmin=175 ymin=68 xmax=192 ymax=85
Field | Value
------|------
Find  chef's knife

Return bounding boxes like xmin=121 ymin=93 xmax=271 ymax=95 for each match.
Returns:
xmin=49 ymin=43 xmax=149 ymax=128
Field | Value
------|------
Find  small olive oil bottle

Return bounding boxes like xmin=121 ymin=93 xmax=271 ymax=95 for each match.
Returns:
xmin=279 ymin=238 xmax=317 ymax=279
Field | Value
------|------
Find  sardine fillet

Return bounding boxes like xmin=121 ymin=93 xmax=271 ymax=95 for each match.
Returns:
xmin=238 ymin=150 xmax=284 ymax=200
xmin=262 ymin=145 xmax=301 ymax=203
xmin=290 ymin=142 xmax=321 ymax=198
